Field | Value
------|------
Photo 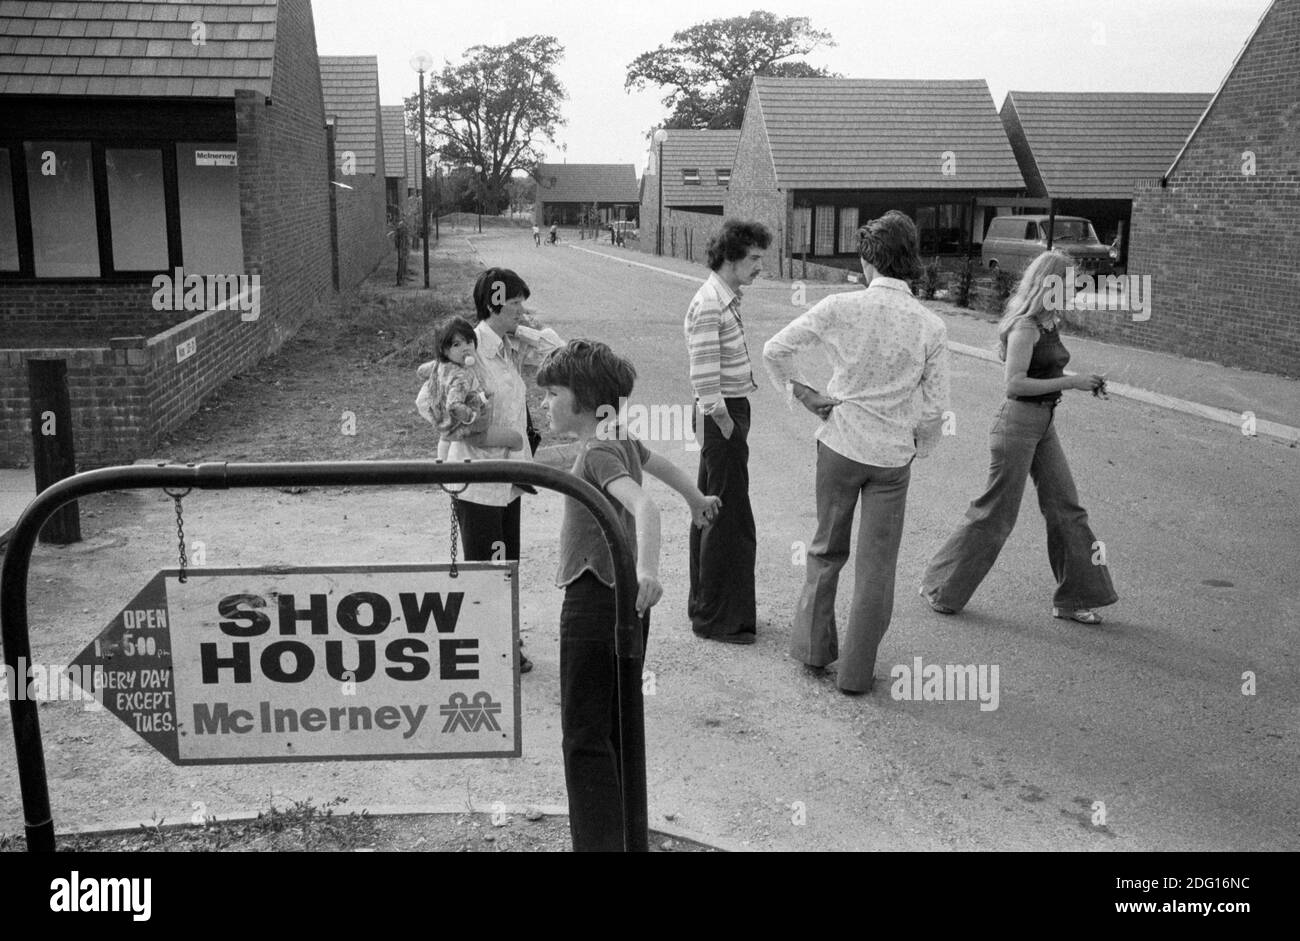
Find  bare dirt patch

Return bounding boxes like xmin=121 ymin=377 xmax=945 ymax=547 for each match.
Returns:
xmin=0 ymin=798 xmax=715 ymax=853
xmin=155 ymin=248 xmax=487 ymax=465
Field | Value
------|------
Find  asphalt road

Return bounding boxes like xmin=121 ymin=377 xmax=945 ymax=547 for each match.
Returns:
xmin=474 ymin=229 xmax=1299 ymax=850
xmin=3 ymin=229 xmax=1294 ymax=851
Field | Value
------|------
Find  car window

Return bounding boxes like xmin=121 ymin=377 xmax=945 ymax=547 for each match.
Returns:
xmin=1026 ymin=222 xmax=1039 ymax=240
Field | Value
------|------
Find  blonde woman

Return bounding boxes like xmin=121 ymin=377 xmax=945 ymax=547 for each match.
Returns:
xmin=919 ymin=250 xmax=1117 ymax=623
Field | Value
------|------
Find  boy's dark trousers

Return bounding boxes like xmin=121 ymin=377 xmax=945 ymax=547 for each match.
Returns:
xmin=560 ymin=572 xmax=650 ymax=852
xmin=688 ymin=397 xmax=757 ymax=640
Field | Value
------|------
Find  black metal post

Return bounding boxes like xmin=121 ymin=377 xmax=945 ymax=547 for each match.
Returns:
xmin=419 ymin=70 xmax=430 ymax=289
xmin=656 ymin=139 xmax=664 ymax=256
xmin=25 ymin=359 xmax=80 ymax=544
xmin=1046 ymin=199 xmax=1056 ymax=251
xmin=1 ymin=460 xmax=648 ymax=853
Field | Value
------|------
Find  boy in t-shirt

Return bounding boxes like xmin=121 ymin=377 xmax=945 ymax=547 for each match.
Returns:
xmin=536 ymin=339 xmax=721 ymax=852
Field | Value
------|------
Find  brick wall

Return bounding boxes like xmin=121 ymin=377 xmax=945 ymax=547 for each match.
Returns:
xmin=634 ymin=205 xmax=725 ymax=264
xmin=247 ymin=0 xmax=334 ymax=352
xmin=1 ymin=299 xmax=270 ymax=466
xmin=1118 ymin=0 xmax=1300 ymax=377
xmin=0 ymin=282 xmax=185 ymax=338
xmin=1 ymin=346 xmax=151 ymax=466
xmin=332 ymin=91 xmax=390 ymax=291
xmin=333 ymin=173 xmax=390 ymax=290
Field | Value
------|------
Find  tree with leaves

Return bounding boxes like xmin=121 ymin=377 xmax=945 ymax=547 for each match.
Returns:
xmin=408 ymin=35 xmax=566 ymax=215
xmin=625 ymin=11 xmax=836 ymax=130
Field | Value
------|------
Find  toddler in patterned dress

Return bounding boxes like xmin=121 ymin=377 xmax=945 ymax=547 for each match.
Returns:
xmin=416 ymin=317 xmax=522 ymax=451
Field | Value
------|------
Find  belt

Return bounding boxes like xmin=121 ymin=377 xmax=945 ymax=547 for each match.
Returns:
xmin=1009 ymin=396 xmax=1060 ymax=407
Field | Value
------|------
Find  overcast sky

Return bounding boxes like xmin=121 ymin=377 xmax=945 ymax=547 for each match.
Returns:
xmin=310 ymin=0 xmax=1272 ymax=174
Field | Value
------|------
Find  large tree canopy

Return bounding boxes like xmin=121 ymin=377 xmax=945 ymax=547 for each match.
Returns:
xmin=408 ymin=35 xmax=566 ymax=213
xmin=625 ymin=11 xmax=836 ymax=129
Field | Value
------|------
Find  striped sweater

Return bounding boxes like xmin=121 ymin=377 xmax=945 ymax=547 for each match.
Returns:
xmin=684 ymin=271 xmax=757 ymax=410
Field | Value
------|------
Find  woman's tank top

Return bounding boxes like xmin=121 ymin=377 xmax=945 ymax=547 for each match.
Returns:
xmin=1012 ymin=325 xmax=1070 ymax=404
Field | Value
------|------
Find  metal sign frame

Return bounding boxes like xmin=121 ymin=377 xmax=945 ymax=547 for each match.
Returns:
xmin=1 ymin=460 xmax=648 ymax=852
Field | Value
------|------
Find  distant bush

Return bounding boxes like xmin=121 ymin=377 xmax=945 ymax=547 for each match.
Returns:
xmin=955 ymin=256 xmax=975 ymax=308
xmin=919 ymin=258 xmax=941 ymax=299
xmin=994 ymin=267 xmax=1016 ymax=303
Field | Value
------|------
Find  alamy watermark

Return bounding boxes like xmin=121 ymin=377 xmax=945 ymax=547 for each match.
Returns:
xmin=2 ymin=658 xmax=104 ymax=710
xmin=151 ymin=266 xmax=261 ymax=321
xmin=890 ymin=656 xmax=999 ymax=711
xmin=595 ymin=397 xmax=700 ymax=452
xmin=1043 ymin=267 xmax=1151 ymax=322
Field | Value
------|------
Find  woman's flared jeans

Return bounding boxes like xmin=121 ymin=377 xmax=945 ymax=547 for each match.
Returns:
xmin=921 ymin=399 xmax=1117 ymax=612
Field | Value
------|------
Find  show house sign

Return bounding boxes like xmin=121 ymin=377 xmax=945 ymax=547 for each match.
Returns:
xmin=69 ymin=564 xmax=520 ymax=764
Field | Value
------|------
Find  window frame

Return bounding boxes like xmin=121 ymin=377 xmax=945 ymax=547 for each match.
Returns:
xmin=0 ymin=136 xmax=189 ymax=282
xmin=681 ymin=168 xmax=701 ymax=185
xmin=715 ymin=168 xmax=730 ymax=186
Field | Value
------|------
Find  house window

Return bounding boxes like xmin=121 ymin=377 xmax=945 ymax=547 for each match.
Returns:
xmin=682 ymin=168 xmax=700 ymax=185
xmin=24 ymin=141 xmax=100 ymax=277
xmin=0 ymin=149 xmax=17 ymax=271
xmin=106 ymin=148 xmax=168 ymax=271
xmin=792 ymin=207 xmax=812 ymax=253
xmin=837 ymin=207 xmax=859 ymax=254
xmin=176 ymin=142 xmax=243 ymax=275
xmin=715 ymin=168 xmax=730 ymax=186
xmin=814 ymin=205 xmax=835 ymax=255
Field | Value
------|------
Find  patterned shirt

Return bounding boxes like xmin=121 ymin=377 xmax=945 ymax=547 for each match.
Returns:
xmin=684 ymin=271 xmax=758 ymax=411
xmin=763 ymin=277 xmax=951 ymax=468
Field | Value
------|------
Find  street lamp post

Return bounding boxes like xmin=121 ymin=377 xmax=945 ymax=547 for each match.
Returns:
xmin=409 ymin=50 xmax=434 ymax=288
xmin=652 ymin=129 xmax=667 ymax=256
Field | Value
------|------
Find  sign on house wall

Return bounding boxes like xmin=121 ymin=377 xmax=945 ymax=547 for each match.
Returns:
xmin=69 ymin=564 xmax=520 ymax=764
xmin=194 ymin=150 xmax=238 ymax=167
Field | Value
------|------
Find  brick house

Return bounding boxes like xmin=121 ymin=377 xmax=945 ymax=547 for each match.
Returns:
xmin=533 ymin=163 xmax=639 ymax=227
xmin=404 ymin=133 xmax=417 ymax=198
xmin=638 ymin=129 xmax=738 ymax=262
xmin=999 ymin=91 xmax=1211 ymax=265
xmin=380 ymin=104 xmax=406 ymax=213
xmin=0 ymin=0 xmax=334 ymax=467
xmin=725 ymin=77 xmax=1025 ymax=271
xmin=1097 ymin=0 xmax=1299 ymax=377
xmin=318 ymin=54 xmax=387 ymax=290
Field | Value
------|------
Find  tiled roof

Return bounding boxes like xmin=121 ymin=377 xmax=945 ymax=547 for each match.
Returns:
xmin=752 ymin=77 xmax=1025 ymax=190
xmin=0 ymin=0 xmax=277 ymax=97
xmin=650 ymin=129 xmax=739 ymax=208
xmin=1002 ymin=92 xmax=1213 ymax=198
xmin=320 ymin=54 xmax=381 ymax=175
xmin=535 ymin=163 xmax=639 ymax=204
xmin=381 ymin=104 xmax=407 ymax=179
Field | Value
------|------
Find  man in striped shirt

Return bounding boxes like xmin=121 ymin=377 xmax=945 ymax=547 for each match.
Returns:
xmin=683 ymin=219 xmax=772 ymax=644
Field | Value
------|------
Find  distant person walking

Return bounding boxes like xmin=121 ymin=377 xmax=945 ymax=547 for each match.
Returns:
xmin=533 ymin=224 xmax=541 ymax=247
xmin=764 ymin=211 xmax=950 ymax=693
xmin=684 ymin=219 xmax=771 ymax=644
xmin=919 ymin=249 xmax=1117 ymax=624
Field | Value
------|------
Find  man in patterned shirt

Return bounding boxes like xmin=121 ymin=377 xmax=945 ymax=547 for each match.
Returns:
xmin=684 ymin=219 xmax=772 ymax=644
xmin=763 ymin=211 xmax=951 ymax=693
